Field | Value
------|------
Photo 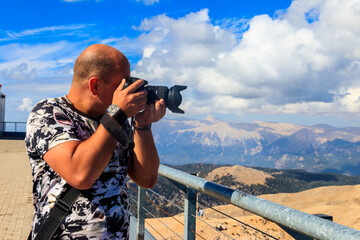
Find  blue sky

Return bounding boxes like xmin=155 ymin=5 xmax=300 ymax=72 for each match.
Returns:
xmin=1 ymin=0 xmax=360 ymax=127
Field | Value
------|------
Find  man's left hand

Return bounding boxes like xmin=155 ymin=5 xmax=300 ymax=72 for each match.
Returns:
xmin=135 ymin=99 xmax=166 ymax=127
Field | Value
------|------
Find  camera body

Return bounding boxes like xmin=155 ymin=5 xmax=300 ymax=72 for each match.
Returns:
xmin=125 ymin=77 xmax=187 ymax=114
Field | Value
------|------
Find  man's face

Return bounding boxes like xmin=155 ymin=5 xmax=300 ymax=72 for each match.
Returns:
xmin=99 ymin=67 xmax=130 ymax=113
xmin=94 ymin=50 xmax=131 ymax=115
xmin=99 ymin=64 xmax=130 ymax=114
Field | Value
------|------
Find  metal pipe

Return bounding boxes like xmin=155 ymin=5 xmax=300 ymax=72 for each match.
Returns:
xmin=184 ymin=186 xmax=196 ymax=240
xmin=158 ymin=164 xmax=360 ymax=240
xmin=137 ymin=187 xmax=146 ymax=240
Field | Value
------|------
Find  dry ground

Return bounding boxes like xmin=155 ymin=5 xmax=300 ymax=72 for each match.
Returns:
xmin=1 ymin=139 xmax=360 ymax=240
xmin=146 ymin=184 xmax=360 ymax=239
xmin=0 ymin=140 xmax=33 ymax=240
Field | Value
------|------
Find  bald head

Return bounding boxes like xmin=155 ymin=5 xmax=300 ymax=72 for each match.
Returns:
xmin=73 ymin=44 xmax=130 ymax=85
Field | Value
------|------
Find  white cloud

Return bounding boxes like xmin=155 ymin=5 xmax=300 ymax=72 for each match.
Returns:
xmin=136 ymin=0 xmax=159 ymax=5
xmin=0 ymin=41 xmax=78 ymax=119
xmin=132 ymin=0 xmax=360 ymax=119
xmin=143 ymin=46 xmax=156 ymax=58
xmin=0 ymin=63 xmax=37 ymax=81
xmin=18 ymin=98 xmax=34 ymax=112
xmin=0 ymin=42 xmax=78 ymax=78
xmin=9 ymin=25 xmax=88 ymax=38
xmin=0 ymin=24 xmax=94 ymax=43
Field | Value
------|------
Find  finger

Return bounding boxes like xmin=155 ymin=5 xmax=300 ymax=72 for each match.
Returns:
xmin=125 ymin=79 xmax=144 ymax=94
xmin=132 ymin=92 xmax=147 ymax=105
xmin=148 ymin=103 xmax=156 ymax=122
xmin=154 ymin=100 xmax=162 ymax=121
xmin=119 ymin=78 xmax=126 ymax=89
xmin=157 ymin=99 xmax=166 ymax=119
xmin=131 ymin=90 xmax=148 ymax=99
xmin=160 ymin=99 xmax=166 ymax=118
xmin=115 ymin=78 xmax=126 ymax=92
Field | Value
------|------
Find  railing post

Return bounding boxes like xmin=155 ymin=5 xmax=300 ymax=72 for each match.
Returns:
xmin=0 ymin=122 xmax=4 ymax=136
xmin=184 ymin=186 xmax=196 ymax=240
xmin=137 ymin=186 xmax=146 ymax=240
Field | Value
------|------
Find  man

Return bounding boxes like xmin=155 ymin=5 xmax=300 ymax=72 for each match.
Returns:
xmin=25 ymin=44 xmax=166 ymax=239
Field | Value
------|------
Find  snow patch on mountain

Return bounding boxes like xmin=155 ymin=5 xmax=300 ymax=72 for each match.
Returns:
xmin=178 ymin=121 xmax=262 ymax=147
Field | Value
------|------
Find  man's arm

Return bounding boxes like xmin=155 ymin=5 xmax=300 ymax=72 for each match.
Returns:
xmin=127 ymin=99 xmax=166 ymax=188
xmin=43 ymin=80 xmax=148 ymax=190
xmin=43 ymin=126 xmax=117 ymax=189
xmin=127 ymin=128 xmax=159 ymax=188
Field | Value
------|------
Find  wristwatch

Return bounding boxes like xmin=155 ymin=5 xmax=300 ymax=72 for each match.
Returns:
xmin=106 ymin=104 xmax=128 ymax=127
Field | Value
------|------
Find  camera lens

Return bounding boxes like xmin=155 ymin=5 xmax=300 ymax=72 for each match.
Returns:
xmin=125 ymin=77 xmax=186 ymax=113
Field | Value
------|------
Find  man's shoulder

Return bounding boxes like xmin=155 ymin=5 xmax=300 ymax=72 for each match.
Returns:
xmin=27 ymin=96 xmax=71 ymax=131
xmin=31 ymin=97 xmax=65 ymax=113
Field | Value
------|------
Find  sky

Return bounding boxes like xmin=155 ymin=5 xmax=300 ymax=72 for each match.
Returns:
xmin=1 ymin=0 xmax=360 ymax=127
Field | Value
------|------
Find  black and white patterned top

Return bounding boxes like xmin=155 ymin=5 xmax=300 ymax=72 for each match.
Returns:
xmin=25 ymin=96 xmax=132 ymax=239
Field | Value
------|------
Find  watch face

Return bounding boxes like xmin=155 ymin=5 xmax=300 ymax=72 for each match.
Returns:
xmin=107 ymin=104 xmax=120 ymax=115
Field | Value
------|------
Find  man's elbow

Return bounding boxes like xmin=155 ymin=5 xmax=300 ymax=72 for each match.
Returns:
xmin=68 ymin=175 xmax=95 ymax=190
xmin=137 ymin=174 xmax=158 ymax=189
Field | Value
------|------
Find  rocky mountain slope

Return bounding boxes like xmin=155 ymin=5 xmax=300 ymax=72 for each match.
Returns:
xmin=152 ymin=116 xmax=360 ymax=175
xmin=206 ymin=165 xmax=274 ymax=186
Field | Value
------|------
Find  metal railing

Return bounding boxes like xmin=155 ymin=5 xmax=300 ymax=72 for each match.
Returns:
xmin=0 ymin=121 xmax=26 ymax=133
xmin=133 ymin=164 xmax=360 ymax=240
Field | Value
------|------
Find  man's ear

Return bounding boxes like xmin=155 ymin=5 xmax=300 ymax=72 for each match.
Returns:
xmin=88 ymin=77 xmax=100 ymax=96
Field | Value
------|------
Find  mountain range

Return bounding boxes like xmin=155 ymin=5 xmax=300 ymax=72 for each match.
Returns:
xmin=152 ymin=116 xmax=360 ymax=175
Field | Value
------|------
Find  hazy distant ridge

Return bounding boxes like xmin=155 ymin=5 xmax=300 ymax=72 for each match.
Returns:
xmin=153 ymin=116 xmax=360 ymax=175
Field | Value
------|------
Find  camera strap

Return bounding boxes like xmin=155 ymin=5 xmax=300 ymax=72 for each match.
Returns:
xmin=100 ymin=113 xmax=130 ymax=149
xmin=29 ymin=184 xmax=81 ymax=240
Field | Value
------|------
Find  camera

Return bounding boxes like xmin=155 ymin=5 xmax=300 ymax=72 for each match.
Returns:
xmin=125 ymin=77 xmax=187 ymax=114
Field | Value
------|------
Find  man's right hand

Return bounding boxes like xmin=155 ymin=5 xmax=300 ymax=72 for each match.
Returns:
xmin=112 ymin=79 xmax=148 ymax=118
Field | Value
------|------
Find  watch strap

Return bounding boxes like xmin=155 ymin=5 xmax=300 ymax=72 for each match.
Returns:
xmin=111 ymin=108 xmax=128 ymax=127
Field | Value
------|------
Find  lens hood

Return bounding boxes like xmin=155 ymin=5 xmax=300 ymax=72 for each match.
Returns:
xmin=168 ymin=85 xmax=187 ymax=114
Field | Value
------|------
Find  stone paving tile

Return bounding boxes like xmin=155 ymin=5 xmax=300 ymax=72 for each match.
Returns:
xmin=0 ymin=140 xmax=33 ymax=240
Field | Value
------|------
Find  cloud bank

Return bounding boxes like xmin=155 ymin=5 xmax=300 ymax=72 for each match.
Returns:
xmin=1 ymin=0 xmax=360 ymax=124
xmin=132 ymin=0 xmax=360 ymax=119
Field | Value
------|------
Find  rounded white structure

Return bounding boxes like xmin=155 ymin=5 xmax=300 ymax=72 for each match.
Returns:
xmin=0 ymin=84 xmax=5 ymax=134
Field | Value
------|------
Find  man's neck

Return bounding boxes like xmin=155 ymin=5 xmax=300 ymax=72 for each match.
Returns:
xmin=67 ymin=89 xmax=99 ymax=117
